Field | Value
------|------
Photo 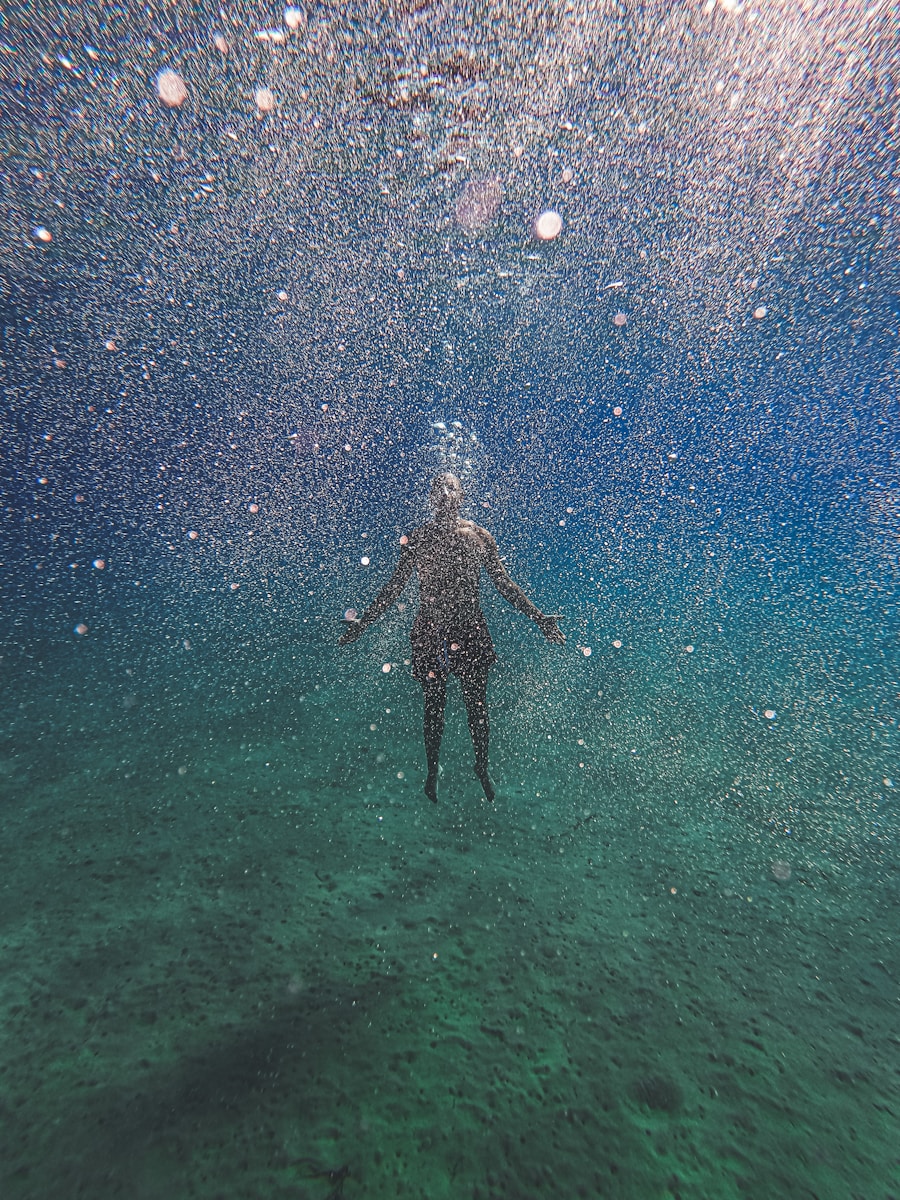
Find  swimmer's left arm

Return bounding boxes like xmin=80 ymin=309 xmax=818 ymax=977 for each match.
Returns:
xmin=339 ymin=539 xmax=414 ymax=645
xmin=480 ymin=530 xmax=565 ymax=644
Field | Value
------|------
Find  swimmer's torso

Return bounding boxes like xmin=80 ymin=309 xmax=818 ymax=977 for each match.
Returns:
xmin=406 ymin=518 xmax=489 ymax=621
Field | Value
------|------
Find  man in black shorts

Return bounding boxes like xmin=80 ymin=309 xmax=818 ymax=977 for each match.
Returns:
xmin=339 ymin=473 xmax=564 ymax=802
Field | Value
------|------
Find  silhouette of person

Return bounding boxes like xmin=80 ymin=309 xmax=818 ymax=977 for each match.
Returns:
xmin=339 ymin=473 xmax=564 ymax=802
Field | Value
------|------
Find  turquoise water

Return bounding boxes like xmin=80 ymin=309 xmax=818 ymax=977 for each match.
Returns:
xmin=2 ymin=2 xmax=898 ymax=1197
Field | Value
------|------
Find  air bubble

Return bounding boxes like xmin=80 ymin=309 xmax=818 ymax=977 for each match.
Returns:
xmin=255 ymin=87 xmax=276 ymax=113
xmin=156 ymin=69 xmax=188 ymax=108
xmin=533 ymin=211 xmax=562 ymax=241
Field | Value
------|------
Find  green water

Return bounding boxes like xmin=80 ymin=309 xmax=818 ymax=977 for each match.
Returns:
xmin=2 ymin=586 xmax=896 ymax=1199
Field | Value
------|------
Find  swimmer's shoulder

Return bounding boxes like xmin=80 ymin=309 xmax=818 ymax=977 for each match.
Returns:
xmin=402 ymin=523 xmax=430 ymax=552
xmin=460 ymin=519 xmax=498 ymax=558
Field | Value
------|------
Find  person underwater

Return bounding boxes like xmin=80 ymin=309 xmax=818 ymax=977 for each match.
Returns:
xmin=340 ymin=473 xmax=564 ymax=802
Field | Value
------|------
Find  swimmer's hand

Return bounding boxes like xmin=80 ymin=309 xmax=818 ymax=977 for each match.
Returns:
xmin=537 ymin=614 xmax=565 ymax=645
xmin=338 ymin=619 xmax=363 ymax=646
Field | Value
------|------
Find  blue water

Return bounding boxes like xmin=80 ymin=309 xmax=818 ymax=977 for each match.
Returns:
xmin=1 ymin=3 xmax=898 ymax=1197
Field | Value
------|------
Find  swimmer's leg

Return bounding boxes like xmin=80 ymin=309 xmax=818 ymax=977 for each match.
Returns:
xmin=461 ymin=669 xmax=494 ymax=801
xmin=421 ymin=675 xmax=447 ymax=803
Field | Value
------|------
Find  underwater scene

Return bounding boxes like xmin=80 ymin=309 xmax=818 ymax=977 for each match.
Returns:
xmin=1 ymin=1 xmax=897 ymax=1197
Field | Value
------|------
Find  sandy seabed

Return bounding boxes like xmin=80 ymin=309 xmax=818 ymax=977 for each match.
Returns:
xmin=1 ymin=656 xmax=898 ymax=1200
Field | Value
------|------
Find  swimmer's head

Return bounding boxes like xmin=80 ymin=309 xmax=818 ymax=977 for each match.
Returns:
xmin=429 ymin=472 xmax=464 ymax=514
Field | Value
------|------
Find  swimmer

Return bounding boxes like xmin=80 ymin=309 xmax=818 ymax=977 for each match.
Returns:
xmin=340 ymin=473 xmax=564 ymax=803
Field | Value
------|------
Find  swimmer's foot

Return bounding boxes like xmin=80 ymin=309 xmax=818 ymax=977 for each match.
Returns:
xmin=424 ymin=768 xmax=438 ymax=804
xmin=475 ymin=765 xmax=495 ymax=802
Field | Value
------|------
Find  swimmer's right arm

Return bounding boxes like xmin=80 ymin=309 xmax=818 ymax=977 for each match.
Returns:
xmin=339 ymin=538 xmax=414 ymax=645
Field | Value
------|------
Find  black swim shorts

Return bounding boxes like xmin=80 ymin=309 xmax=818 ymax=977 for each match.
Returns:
xmin=410 ymin=613 xmax=497 ymax=683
